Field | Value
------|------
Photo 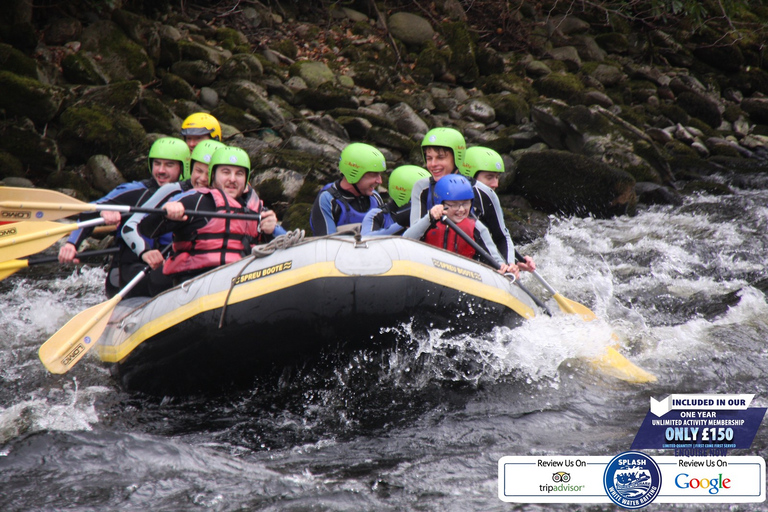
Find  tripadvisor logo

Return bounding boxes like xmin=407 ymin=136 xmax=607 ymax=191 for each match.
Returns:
xmin=604 ymin=451 xmax=661 ymax=509
xmin=539 ymin=472 xmax=586 ymax=493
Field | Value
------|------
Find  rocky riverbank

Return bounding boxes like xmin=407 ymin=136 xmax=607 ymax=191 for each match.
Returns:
xmin=1 ymin=0 xmax=768 ymax=242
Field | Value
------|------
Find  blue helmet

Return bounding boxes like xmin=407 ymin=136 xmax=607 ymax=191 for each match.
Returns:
xmin=434 ymin=175 xmax=474 ymax=203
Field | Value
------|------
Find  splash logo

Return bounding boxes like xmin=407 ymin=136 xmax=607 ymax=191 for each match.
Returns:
xmin=604 ymin=451 xmax=661 ymax=509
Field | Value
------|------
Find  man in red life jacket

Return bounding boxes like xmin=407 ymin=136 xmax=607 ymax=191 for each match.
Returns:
xmin=137 ymin=146 xmax=279 ymax=284
xmin=403 ymin=174 xmax=518 ymax=278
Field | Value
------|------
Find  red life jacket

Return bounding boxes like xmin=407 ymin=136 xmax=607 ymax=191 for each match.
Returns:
xmin=163 ymin=188 xmax=262 ymax=275
xmin=423 ymin=217 xmax=476 ymax=259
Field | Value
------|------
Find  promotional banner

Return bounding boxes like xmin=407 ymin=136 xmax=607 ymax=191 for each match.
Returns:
xmin=499 ymin=394 xmax=767 ymax=506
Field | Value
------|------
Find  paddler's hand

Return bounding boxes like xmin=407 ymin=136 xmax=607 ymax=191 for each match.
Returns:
xmin=58 ymin=242 xmax=79 ymax=264
xmin=430 ymin=204 xmax=446 ymax=221
xmin=141 ymin=249 xmax=165 ymax=270
xmin=497 ymin=262 xmax=520 ymax=280
xmin=163 ymin=201 xmax=187 ymax=221
xmin=100 ymin=210 xmax=122 ymax=225
xmin=259 ymin=209 xmax=277 ymax=235
xmin=517 ymin=255 xmax=536 ymax=272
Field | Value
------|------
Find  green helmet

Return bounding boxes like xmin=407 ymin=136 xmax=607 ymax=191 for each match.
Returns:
xmin=338 ymin=143 xmax=386 ymax=184
xmin=208 ymin=146 xmax=251 ymax=183
xmin=188 ymin=140 xmax=226 ymax=180
xmin=421 ymin=127 xmax=466 ymax=170
xmin=388 ymin=165 xmax=430 ymax=207
xmin=147 ymin=137 xmax=190 ymax=178
xmin=460 ymin=146 xmax=505 ymax=178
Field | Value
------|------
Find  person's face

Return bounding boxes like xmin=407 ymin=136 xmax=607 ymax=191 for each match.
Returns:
xmin=475 ymin=171 xmax=500 ymax=190
xmin=213 ymin=165 xmax=247 ymax=199
xmin=190 ymin=161 xmax=210 ymax=189
xmin=185 ymin=134 xmax=211 ymax=151
xmin=424 ymin=147 xmax=455 ymax=181
xmin=151 ymin=158 xmax=182 ymax=186
xmin=355 ymin=172 xmax=383 ymax=196
xmin=443 ymin=199 xmax=471 ymax=223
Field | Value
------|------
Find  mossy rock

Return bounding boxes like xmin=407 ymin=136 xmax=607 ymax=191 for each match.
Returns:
xmin=294 ymin=177 xmax=322 ymax=204
xmin=415 ymin=41 xmax=451 ymax=79
xmin=0 ymin=71 xmax=64 ymax=124
xmin=253 ymin=177 xmax=285 ymax=205
xmin=484 ymin=94 xmax=530 ymax=125
xmin=476 ymin=46 xmax=505 ymax=76
xmin=728 ymin=68 xmax=768 ymax=97
xmin=722 ymin=104 xmax=743 ymax=124
xmin=161 ymin=72 xmax=197 ymax=101
xmin=170 ymin=60 xmax=218 ymax=87
xmin=533 ymin=72 xmax=584 ymax=103
xmin=136 ymin=92 xmax=181 ymax=135
xmin=220 ymin=54 xmax=263 ymax=81
xmin=657 ymin=103 xmax=690 ymax=125
xmin=295 ymin=82 xmax=358 ymax=110
xmin=62 ymin=52 xmax=109 ymax=85
xmin=476 ymin=73 xmax=536 ymax=98
xmin=281 ymin=202 xmax=312 ymax=232
xmin=289 ymin=60 xmax=336 ymax=88
xmin=270 ymin=39 xmax=298 ymax=60
xmin=177 ymin=40 xmax=226 ymax=67
xmin=253 ymin=148 xmax=336 ymax=178
xmin=440 ymin=21 xmax=479 ymax=84
xmin=594 ymin=32 xmax=629 ymax=54
xmin=514 ymin=149 xmax=636 ymax=218
xmin=0 ymin=151 xmax=23 ymax=178
xmin=664 ymin=139 xmax=699 ymax=158
xmin=676 ymin=91 xmax=722 ymax=128
xmin=45 ymin=169 xmax=95 ymax=199
xmin=366 ymin=127 xmax=417 ymax=153
xmin=681 ymin=180 xmax=733 ymax=196
xmin=686 ymin=117 xmax=717 ymax=138
xmin=215 ymin=79 xmax=285 ymax=127
xmin=215 ymin=26 xmax=249 ymax=52
xmin=71 ymin=80 xmax=143 ymax=112
xmin=211 ymin=102 xmax=262 ymax=132
xmin=0 ymin=42 xmax=38 ymax=78
xmin=0 ymin=119 xmax=62 ymax=176
xmin=350 ymin=61 xmax=391 ymax=90
xmin=80 ymin=20 xmax=155 ymax=84
xmin=58 ymin=104 xmax=147 ymax=164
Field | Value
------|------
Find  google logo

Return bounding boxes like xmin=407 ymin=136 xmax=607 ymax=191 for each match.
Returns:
xmin=674 ymin=473 xmax=731 ymax=494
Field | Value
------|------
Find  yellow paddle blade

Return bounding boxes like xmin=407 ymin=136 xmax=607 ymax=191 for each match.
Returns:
xmin=0 ymin=187 xmax=84 ymax=203
xmin=0 ymin=259 xmax=29 ymax=280
xmin=0 ymin=221 xmax=79 ymax=262
xmin=38 ymin=296 xmax=120 ymax=374
xmin=590 ymin=346 xmax=658 ymax=384
xmin=0 ymin=187 xmax=85 ymax=222
xmin=553 ymin=292 xmax=597 ymax=320
xmin=552 ymin=294 xmax=656 ymax=383
xmin=0 ymin=201 xmax=93 ymax=222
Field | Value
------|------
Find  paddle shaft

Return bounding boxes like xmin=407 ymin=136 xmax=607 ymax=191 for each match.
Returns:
xmin=26 ymin=247 xmax=119 ymax=266
xmin=440 ymin=216 xmax=551 ymax=314
xmin=0 ymin=201 xmax=263 ymax=221
xmin=38 ymin=245 xmax=171 ymax=374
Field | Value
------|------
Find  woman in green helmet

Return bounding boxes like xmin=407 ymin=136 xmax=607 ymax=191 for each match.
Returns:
xmin=138 ymin=146 xmax=283 ymax=284
xmin=58 ymin=136 xmax=189 ymax=298
xmin=310 ymin=142 xmax=386 ymax=236
xmin=361 ymin=165 xmax=431 ymax=236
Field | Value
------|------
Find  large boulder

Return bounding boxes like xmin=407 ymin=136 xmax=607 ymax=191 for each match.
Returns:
xmin=513 ymin=149 xmax=637 ymax=217
xmin=80 ymin=20 xmax=155 ymax=84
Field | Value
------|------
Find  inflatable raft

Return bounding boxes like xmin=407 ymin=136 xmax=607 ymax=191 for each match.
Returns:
xmin=95 ymin=234 xmax=539 ymax=394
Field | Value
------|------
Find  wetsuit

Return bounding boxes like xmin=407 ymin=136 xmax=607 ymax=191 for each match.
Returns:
xmin=310 ymin=180 xmax=384 ymax=236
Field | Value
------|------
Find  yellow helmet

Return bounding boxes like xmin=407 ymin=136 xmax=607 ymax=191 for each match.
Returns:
xmin=180 ymin=112 xmax=222 ymax=141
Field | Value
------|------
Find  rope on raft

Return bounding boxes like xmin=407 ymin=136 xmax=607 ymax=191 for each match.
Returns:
xmin=251 ymin=229 xmax=306 ymax=257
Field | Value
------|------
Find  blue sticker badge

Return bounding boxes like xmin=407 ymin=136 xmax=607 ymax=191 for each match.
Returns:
xmin=603 ymin=451 xmax=661 ymax=509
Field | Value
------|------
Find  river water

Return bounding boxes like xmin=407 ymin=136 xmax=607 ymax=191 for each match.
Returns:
xmin=1 ymin=178 xmax=767 ymax=511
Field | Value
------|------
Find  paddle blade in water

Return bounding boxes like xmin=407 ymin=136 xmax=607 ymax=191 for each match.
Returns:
xmin=38 ymin=296 xmax=120 ymax=374
xmin=590 ymin=346 xmax=657 ymax=384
